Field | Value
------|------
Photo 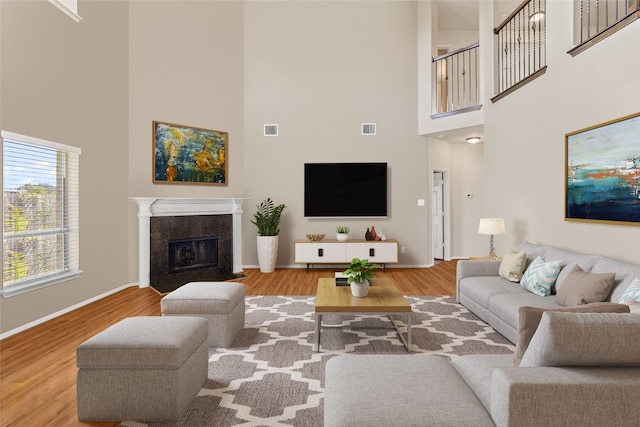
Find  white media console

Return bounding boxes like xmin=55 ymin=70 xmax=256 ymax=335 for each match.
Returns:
xmin=294 ymin=239 xmax=399 ymax=271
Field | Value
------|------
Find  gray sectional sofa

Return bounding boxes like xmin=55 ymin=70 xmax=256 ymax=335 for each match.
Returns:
xmin=457 ymin=241 xmax=640 ymax=343
xmin=324 ymin=242 xmax=640 ymax=427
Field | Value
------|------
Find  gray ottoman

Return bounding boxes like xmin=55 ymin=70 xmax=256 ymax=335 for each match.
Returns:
xmin=76 ymin=316 xmax=208 ymax=421
xmin=161 ymin=281 xmax=245 ymax=347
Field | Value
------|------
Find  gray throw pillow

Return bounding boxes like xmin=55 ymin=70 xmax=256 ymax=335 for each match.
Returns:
xmin=520 ymin=311 xmax=640 ymax=367
xmin=555 ymin=264 xmax=615 ymax=306
xmin=513 ymin=302 xmax=630 ymax=366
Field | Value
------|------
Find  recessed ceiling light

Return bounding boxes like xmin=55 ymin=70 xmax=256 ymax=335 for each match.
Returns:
xmin=466 ymin=137 xmax=481 ymax=144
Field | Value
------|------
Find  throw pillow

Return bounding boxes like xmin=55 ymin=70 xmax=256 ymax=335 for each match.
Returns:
xmin=512 ymin=302 xmax=630 ymax=366
xmin=520 ymin=256 xmax=562 ymax=296
xmin=555 ymin=264 xmax=615 ymax=306
xmin=499 ymin=249 xmax=527 ymax=282
xmin=619 ymin=275 xmax=640 ymax=304
xmin=519 ymin=311 xmax=640 ymax=367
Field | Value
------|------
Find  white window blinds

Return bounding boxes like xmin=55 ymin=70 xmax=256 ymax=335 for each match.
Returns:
xmin=2 ymin=131 xmax=82 ymax=297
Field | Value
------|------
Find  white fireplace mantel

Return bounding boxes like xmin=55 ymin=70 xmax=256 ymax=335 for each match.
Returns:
xmin=132 ymin=197 xmax=248 ymax=288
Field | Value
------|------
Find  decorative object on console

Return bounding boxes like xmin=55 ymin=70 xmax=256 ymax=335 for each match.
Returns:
xmin=365 ymin=228 xmax=372 ymax=241
xmin=370 ymin=226 xmax=377 ymax=240
xmin=251 ymin=198 xmax=286 ymax=273
xmin=379 ymin=228 xmax=386 ymax=241
xmin=478 ymin=217 xmax=506 ymax=259
xmin=565 ymin=112 xmax=640 ymax=226
xmin=152 ymin=121 xmax=227 ymax=185
xmin=306 ymin=233 xmax=325 ymax=242
xmin=336 ymin=226 xmax=350 ymax=242
xmin=343 ymin=258 xmax=381 ymax=297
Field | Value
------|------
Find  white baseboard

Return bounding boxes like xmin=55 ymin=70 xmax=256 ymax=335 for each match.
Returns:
xmin=0 ymin=282 xmax=138 ymax=341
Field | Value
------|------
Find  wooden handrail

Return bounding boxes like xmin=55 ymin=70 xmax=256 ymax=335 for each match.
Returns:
xmin=494 ymin=0 xmax=536 ymax=34
xmin=432 ymin=42 xmax=479 ymax=62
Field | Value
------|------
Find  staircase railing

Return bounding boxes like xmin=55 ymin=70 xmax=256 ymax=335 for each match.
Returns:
xmin=569 ymin=0 xmax=640 ymax=56
xmin=491 ymin=0 xmax=547 ymax=103
xmin=431 ymin=42 xmax=481 ymax=119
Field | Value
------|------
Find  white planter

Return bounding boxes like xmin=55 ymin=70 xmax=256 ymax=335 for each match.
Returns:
xmin=336 ymin=233 xmax=350 ymax=242
xmin=350 ymin=280 xmax=369 ymax=297
xmin=257 ymin=235 xmax=279 ymax=273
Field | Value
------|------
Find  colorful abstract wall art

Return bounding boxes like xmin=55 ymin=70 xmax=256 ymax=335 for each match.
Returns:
xmin=153 ymin=121 xmax=227 ymax=185
xmin=565 ymin=113 xmax=640 ymax=225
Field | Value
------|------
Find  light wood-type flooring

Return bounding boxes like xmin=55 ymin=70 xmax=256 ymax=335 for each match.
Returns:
xmin=0 ymin=261 xmax=457 ymax=427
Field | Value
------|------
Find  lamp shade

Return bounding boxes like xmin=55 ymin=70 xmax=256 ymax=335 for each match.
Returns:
xmin=478 ymin=218 xmax=506 ymax=235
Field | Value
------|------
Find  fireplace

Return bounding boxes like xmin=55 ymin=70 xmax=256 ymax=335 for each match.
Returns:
xmin=168 ymin=236 xmax=218 ymax=274
xmin=132 ymin=198 xmax=247 ymax=291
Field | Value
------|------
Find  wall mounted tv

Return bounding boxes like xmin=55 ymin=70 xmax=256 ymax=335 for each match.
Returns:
xmin=304 ymin=162 xmax=388 ymax=218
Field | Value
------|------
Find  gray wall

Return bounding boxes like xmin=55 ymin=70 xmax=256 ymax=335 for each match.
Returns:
xmin=0 ymin=0 xmax=129 ymax=332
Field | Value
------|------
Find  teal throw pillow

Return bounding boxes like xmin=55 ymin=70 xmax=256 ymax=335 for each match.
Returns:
xmin=619 ymin=275 xmax=640 ymax=304
xmin=520 ymin=256 xmax=562 ymax=297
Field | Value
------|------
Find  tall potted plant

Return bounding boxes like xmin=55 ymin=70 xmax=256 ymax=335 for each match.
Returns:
xmin=251 ymin=198 xmax=286 ymax=273
xmin=343 ymin=258 xmax=381 ymax=297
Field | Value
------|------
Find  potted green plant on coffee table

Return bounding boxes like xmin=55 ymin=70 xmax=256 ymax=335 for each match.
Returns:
xmin=343 ymin=257 xmax=381 ymax=297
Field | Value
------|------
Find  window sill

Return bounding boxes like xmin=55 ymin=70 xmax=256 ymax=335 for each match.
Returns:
xmin=1 ymin=271 xmax=83 ymax=298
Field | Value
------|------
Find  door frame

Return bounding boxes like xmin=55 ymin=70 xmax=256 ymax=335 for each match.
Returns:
xmin=432 ymin=169 xmax=451 ymax=263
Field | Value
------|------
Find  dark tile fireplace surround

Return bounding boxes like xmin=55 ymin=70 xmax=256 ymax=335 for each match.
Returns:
xmin=150 ymin=215 xmax=234 ymax=293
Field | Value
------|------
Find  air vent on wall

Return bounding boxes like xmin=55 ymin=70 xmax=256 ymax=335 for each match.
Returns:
xmin=361 ymin=123 xmax=376 ymax=135
xmin=264 ymin=124 xmax=279 ymax=137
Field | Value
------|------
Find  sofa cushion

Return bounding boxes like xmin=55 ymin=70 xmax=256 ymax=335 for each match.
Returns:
xmin=451 ymin=354 xmax=513 ymax=413
xmin=488 ymin=291 xmax=559 ymax=332
xmin=620 ymin=275 xmax=640 ymax=304
xmin=324 ymin=355 xmax=495 ymax=427
xmin=512 ymin=302 xmax=630 ymax=366
xmin=520 ymin=311 xmax=640 ymax=367
xmin=499 ymin=249 xmax=527 ymax=282
xmin=591 ymin=256 xmax=640 ymax=303
xmin=520 ymin=256 xmax=562 ymax=296
xmin=555 ymin=265 xmax=615 ymax=306
xmin=458 ymin=276 xmax=522 ymax=308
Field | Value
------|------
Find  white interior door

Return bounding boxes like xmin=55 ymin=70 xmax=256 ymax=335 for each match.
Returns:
xmin=432 ymin=171 xmax=445 ymax=260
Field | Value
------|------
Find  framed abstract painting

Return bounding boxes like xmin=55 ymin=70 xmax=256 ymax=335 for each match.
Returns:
xmin=565 ymin=112 xmax=640 ymax=225
xmin=153 ymin=121 xmax=227 ymax=185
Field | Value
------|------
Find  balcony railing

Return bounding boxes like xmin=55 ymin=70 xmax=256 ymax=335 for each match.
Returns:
xmin=492 ymin=0 xmax=547 ymax=103
xmin=431 ymin=43 xmax=481 ymax=118
xmin=569 ymin=0 xmax=640 ymax=56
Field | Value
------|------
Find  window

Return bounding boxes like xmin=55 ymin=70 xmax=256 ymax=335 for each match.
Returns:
xmin=2 ymin=131 xmax=82 ymax=297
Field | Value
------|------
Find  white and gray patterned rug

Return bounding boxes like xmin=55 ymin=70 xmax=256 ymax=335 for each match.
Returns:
xmin=121 ymin=295 xmax=514 ymax=427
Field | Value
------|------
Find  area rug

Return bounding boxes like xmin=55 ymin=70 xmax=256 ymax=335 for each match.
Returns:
xmin=121 ymin=295 xmax=514 ymax=427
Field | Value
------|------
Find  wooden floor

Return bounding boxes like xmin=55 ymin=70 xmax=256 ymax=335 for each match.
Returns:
xmin=0 ymin=262 xmax=457 ymax=427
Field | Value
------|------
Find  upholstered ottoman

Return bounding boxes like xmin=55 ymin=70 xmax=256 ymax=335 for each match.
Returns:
xmin=161 ymin=281 xmax=245 ymax=347
xmin=76 ymin=316 xmax=208 ymax=421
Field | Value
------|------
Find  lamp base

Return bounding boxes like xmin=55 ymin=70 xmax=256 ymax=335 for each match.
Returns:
xmin=488 ymin=235 xmax=497 ymax=259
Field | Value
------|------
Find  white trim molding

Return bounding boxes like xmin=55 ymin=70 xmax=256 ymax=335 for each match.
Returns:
xmin=48 ymin=0 xmax=82 ymax=22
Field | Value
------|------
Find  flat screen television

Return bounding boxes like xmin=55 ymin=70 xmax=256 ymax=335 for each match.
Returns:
xmin=304 ymin=162 xmax=388 ymax=218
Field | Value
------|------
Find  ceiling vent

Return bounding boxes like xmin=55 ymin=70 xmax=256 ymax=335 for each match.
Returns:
xmin=264 ymin=124 xmax=279 ymax=137
xmin=361 ymin=123 xmax=376 ymax=135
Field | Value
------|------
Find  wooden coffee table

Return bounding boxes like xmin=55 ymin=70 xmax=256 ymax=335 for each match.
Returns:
xmin=314 ymin=277 xmax=412 ymax=352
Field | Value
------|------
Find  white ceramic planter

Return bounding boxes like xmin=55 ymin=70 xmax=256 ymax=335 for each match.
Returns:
xmin=336 ymin=233 xmax=350 ymax=242
xmin=350 ymin=280 xmax=369 ymax=297
xmin=257 ymin=235 xmax=279 ymax=273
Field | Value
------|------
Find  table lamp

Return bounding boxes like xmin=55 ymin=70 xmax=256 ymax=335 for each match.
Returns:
xmin=478 ymin=218 xmax=506 ymax=259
